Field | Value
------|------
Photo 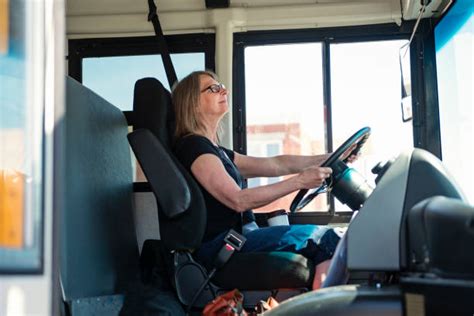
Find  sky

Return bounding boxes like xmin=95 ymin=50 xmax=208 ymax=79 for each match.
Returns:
xmin=83 ymin=53 xmax=205 ymax=111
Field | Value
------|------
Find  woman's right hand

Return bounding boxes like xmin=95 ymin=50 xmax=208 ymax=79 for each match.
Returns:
xmin=296 ymin=166 xmax=332 ymax=189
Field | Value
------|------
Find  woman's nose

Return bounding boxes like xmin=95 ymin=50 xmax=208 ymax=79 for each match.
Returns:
xmin=220 ymin=87 xmax=228 ymax=95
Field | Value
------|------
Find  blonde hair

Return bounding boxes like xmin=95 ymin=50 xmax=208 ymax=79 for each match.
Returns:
xmin=172 ymin=70 xmax=223 ymax=141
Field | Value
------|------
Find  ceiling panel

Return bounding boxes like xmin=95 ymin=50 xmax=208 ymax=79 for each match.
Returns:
xmin=67 ymin=0 xmax=396 ymax=16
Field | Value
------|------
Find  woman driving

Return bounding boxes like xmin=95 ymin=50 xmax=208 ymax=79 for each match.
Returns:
xmin=172 ymin=70 xmax=355 ymax=289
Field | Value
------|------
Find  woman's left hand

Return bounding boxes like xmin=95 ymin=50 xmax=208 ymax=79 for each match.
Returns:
xmin=340 ymin=143 xmax=360 ymax=163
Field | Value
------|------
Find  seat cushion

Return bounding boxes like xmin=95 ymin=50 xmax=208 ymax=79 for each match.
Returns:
xmin=213 ymin=252 xmax=314 ymax=290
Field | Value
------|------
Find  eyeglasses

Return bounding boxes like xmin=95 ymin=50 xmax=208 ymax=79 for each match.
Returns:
xmin=201 ymin=83 xmax=226 ymax=93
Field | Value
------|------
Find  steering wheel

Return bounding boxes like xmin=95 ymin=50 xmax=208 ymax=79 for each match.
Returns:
xmin=289 ymin=126 xmax=371 ymax=212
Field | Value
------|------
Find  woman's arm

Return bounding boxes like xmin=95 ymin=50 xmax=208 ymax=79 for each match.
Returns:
xmin=234 ymin=152 xmax=330 ymax=178
xmin=233 ymin=142 xmax=359 ymax=178
xmin=191 ymin=154 xmax=332 ymax=212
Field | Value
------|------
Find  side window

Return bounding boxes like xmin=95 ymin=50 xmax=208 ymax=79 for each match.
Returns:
xmin=0 ymin=0 xmax=43 ymax=272
xmin=247 ymin=141 xmax=283 ymax=189
xmin=244 ymin=43 xmax=329 ymax=213
xmin=82 ymin=53 xmax=206 ymax=183
xmin=82 ymin=53 xmax=205 ymax=111
xmin=266 ymin=143 xmax=281 ymax=185
xmin=330 ymin=39 xmax=413 ymax=212
xmin=69 ymin=35 xmax=214 ymax=183
xmin=435 ymin=5 xmax=474 ymax=203
xmin=236 ymin=32 xmax=414 ymax=217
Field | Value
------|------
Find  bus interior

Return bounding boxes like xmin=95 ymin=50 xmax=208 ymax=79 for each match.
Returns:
xmin=0 ymin=0 xmax=473 ymax=315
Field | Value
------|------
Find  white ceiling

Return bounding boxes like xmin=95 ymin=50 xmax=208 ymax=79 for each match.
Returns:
xmin=67 ymin=0 xmax=398 ymax=16
xmin=66 ymin=0 xmax=447 ymax=38
xmin=67 ymin=0 xmax=445 ymax=18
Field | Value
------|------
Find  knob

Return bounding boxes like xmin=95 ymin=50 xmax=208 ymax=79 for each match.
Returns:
xmin=371 ymin=161 xmax=385 ymax=175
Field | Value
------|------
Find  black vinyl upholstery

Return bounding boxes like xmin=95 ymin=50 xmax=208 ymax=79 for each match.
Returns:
xmin=128 ymin=129 xmax=191 ymax=219
xmin=128 ymin=128 xmax=314 ymax=289
xmin=132 ymin=77 xmax=207 ymax=250
xmin=213 ymin=251 xmax=314 ymax=289
xmin=133 ymin=77 xmax=175 ymax=149
xmin=130 ymin=77 xmax=314 ymax=292
xmin=61 ymin=77 xmax=139 ymax=314
xmin=128 ymin=129 xmax=206 ymax=250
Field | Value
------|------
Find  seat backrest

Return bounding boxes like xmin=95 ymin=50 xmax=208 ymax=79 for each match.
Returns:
xmin=128 ymin=129 xmax=206 ymax=250
xmin=61 ymin=77 xmax=139 ymax=304
xmin=131 ymin=77 xmax=173 ymax=250
xmin=131 ymin=78 xmax=206 ymax=251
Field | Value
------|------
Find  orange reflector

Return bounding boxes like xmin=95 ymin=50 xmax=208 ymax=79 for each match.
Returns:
xmin=0 ymin=0 xmax=9 ymax=55
xmin=0 ymin=169 xmax=24 ymax=248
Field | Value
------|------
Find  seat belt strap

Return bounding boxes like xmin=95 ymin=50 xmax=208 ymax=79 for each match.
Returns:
xmin=186 ymin=229 xmax=246 ymax=313
xmin=147 ymin=0 xmax=178 ymax=88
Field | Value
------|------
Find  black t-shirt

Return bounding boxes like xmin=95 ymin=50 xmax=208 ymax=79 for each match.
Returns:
xmin=174 ymin=134 xmax=244 ymax=242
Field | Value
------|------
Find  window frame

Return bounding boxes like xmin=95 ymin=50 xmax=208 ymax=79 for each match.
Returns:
xmin=233 ymin=22 xmax=440 ymax=223
xmin=0 ymin=0 xmax=46 ymax=274
xmin=68 ymin=34 xmax=216 ymax=126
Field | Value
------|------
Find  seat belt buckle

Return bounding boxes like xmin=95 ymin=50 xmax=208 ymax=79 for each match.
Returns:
xmin=214 ymin=229 xmax=246 ymax=269
xmin=223 ymin=229 xmax=246 ymax=251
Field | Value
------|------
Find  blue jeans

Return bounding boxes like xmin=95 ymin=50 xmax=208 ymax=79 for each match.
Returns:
xmin=195 ymin=225 xmax=341 ymax=269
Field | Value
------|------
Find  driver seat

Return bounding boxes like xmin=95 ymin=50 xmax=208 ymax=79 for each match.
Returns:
xmin=129 ymin=77 xmax=315 ymax=307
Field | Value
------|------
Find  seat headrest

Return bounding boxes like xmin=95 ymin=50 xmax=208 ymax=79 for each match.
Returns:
xmin=133 ymin=78 xmax=175 ymax=148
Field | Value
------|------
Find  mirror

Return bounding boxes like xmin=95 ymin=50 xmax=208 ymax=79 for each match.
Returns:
xmin=400 ymin=43 xmax=413 ymax=122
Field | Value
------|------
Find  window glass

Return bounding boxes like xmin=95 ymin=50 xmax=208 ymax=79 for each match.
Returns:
xmin=82 ymin=53 xmax=205 ymax=111
xmin=0 ymin=0 xmax=43 ymax=272
xmin=244 ymin=43 xmax=329 ymax=212
xmin=435 ymin=2 xmax=473 ymax=203
xmin=330 ymin=40 xmax=413 ymax=211
xmin=83 ymin=53 xmax=206 ymax=182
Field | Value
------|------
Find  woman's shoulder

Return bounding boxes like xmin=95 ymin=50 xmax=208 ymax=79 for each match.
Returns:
xmin=174 ymin=135 xmax=219 ymax=169
xmin=175 ymin=134 xmax=213 ymax=150
xmin=174 ymin=134 xmax=219 ymax=165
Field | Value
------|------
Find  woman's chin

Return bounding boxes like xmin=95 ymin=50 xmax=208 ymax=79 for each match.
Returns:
xmin=219 ymin=103 xmax=229 ymax=113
